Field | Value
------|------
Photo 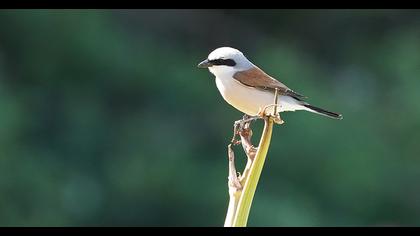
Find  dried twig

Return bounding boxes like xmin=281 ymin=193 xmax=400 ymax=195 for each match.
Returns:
xmin=224 ymin=144 xmax=242 ymax=227
xmin=238 ymin=121 xmax=257 ymax=184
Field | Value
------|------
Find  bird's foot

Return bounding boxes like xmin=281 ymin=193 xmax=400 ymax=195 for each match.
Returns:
xmin=258 ymin=104 xmax=285 ymax=125
xmin=272 ymin=115 xmax=285 ymax=125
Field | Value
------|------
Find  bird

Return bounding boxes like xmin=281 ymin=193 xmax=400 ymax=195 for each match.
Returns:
xmin=197 ymin=47 xmax=342 ymax=123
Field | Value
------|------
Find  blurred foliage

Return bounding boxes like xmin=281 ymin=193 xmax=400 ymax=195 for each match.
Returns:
xmin=0 ymin=9 xmax=420 ymax=226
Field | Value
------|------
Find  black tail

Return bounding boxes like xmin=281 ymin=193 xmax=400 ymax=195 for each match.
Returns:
xmin=304 ymin=104 xmax=343 ymax=120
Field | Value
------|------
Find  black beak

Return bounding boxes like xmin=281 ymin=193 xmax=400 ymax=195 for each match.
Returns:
xmin=197 ymin=59 xmax=212 ymax=68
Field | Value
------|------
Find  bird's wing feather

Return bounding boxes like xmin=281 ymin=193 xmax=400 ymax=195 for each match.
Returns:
xmin=233 ymin=67 xmax=306 ymax=100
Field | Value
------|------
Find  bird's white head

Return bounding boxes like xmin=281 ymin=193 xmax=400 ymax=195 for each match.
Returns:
xmin=197 ymin=47 xmax=254 ymax=77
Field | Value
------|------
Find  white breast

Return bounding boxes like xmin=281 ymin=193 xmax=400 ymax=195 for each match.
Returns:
xmin=215 ymin=76 xmax=305 ymax=116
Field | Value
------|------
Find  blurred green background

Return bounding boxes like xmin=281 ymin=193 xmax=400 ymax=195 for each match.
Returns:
xmin=0 ymin=9 xmax=419 ymax=226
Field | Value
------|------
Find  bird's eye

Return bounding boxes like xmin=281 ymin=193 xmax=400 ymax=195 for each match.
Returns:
xmin=209 ymin=58 xmax=236 ymax=67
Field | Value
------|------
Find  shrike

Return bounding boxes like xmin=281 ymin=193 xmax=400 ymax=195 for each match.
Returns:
xmin=197 ymin=47 xmax=342 ymax=122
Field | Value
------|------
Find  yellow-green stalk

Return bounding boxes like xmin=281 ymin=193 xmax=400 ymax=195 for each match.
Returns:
xmin=232 ymin=117 xmax=274 ymax=226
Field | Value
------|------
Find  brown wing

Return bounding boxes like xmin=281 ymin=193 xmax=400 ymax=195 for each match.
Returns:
xmin=233 ymin=67 xmax=306 ymax=100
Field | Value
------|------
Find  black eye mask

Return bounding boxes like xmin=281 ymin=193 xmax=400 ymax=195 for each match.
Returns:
xmin=209 ymin=58 xmax=237 ymax=67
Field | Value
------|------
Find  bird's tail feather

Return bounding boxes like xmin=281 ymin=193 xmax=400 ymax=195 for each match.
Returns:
xmin=303 ymin=104 xmax=343 ymax=120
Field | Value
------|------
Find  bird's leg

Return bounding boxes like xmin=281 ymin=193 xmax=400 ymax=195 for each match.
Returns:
xmin=241 ymin=114 xmax=261 ymax=124
xmin=256 ymin=89 xmax=285 ymax=125
xmin=238 ymin=114 xmax=262 ymax=128
xmin=272 ymin=88 xmax=284 ymax=124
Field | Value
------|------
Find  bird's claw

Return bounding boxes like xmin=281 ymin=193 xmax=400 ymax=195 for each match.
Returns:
xmin=272 ymin=115 xmax=285 ymax=124
xmin=258 ymin=104 xmax=285 ymax=124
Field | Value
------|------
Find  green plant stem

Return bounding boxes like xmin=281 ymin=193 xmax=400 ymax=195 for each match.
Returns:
xmin=232 ymin=117 xmax=274 ymax=227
